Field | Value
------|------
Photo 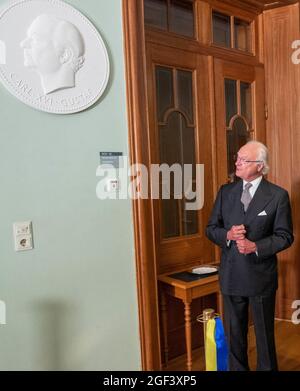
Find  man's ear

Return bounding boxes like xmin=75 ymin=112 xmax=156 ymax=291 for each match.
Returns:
xmin=60 ymin=48 xmax=72 ymax=64
xmin=257 ymin=163 xmax=264 ymax=173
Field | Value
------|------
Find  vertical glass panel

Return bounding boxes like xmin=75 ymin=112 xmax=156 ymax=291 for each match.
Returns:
xmin=159 ymin=112 xmax=181 ymax=166
xmin=181 ymin=124 xmax=197 ymax=234
xmin=159 ymin=112 xmax=181 ymax=238
xmin=156 ymin=67 xmax=174 ymax=122
xmin=224 ymin=79 xmax=237 ymax=126
xmin=212 ymin=11 xmax=231 ymax=48
xmin=240 ymin=82 xmax=252 ymax=127
xmin=234 ymin=18 xmax=251 ymax=52
xmin=226 ymin=129 xmax=236 ymax=182
xmin=182 ymin=206 xmax=198 ymax=235
xmin=162 ymin=198 xmax=180 ymax=237
xmin=159 ymin=112 xmax=197 ymax=237
xmin=144 ymin=0 xmax=168 ymax=30
xmin=160 ymin=113 xmax=196 ymax=168
xmin=177 ymin=70 xmax=194 ymax=122
xmin=227 ymin=117 xmax=250 ymax=182
xmin=169 ymin=0 xmax=194 ymax=38
xmin=182 ymin=126 xmax=196 ymax=166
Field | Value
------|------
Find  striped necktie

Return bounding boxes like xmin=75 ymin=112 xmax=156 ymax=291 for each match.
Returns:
xmin=241 ymin=182 xmax=252 ymax=212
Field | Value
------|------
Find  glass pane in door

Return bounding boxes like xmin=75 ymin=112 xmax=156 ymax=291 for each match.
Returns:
xmin=144 ymin=0 xmax=168 ymax=30
xmin=212 ymin=11 xmax=231 ymax=48
xmin=224 ymin=79 xmax=237 ymax=126
xmin=182 ymin=189 xmax=198 ymax=235
xmin=161 ymin=198 xmax=180 ymax=238
xmin=234 ymin=18 xmax=251 ymax=52
xmin=227 ymin=116 xmax=250 ymax=182
xmin=170 ymin=0 xmax=194 ymax=38
xmin=159 ymin=111 xmax=197 ymax=237
xmin=177 ymin=70 xmax=194 ymax=122
xmin=156 ymin=67 xmax=174 ymax=122
xmin=240 ymin=82 xmax=252 ymax=127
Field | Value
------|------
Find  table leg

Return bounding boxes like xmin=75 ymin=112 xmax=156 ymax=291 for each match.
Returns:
xmin=184 ymin=300 xmax=192 ymax=371
xmin=160 ymin=289 xmax=169 ymax=367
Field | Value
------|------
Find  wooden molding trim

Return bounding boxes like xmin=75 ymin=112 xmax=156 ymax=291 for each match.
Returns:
xmin=207 ymin=0 xmax=259 ymax=17
xmin=145 ymin=29 xmax=264 ymax=68
xmin=207 ymin=0 xmax=298 ymax=14
xmin=122 ymin=0 xmax=161 ymax=370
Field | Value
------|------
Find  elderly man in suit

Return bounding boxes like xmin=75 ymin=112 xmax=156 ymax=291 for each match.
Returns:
xmin=206 ymin=141 xmax=294 ymax=371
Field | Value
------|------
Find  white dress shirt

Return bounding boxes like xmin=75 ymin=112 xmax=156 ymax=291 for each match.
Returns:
xmin=243 ymin=175 xmax=263 ymax=199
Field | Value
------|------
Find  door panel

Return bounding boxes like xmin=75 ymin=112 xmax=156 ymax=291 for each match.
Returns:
xmin=214 ymin=59 xmax=266 ymax=187
xmin=146 ymin=43 xmax=215 ymax=273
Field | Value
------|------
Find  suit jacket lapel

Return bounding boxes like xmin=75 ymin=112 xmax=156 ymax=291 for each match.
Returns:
xmin=244 ymin=178 xmax=274 ymax=225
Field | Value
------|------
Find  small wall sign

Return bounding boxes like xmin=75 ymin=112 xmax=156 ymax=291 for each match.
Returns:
xmin=100 ymin=152 xmax=123 ymax=169
xmin=0 ymin=0 xmax=110 ymax=114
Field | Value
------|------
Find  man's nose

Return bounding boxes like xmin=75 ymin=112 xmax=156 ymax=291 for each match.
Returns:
xmin=20 ymin=37 xmax=30 ymax=48
xmin=235 ymin=157 xmax=243 ymax=166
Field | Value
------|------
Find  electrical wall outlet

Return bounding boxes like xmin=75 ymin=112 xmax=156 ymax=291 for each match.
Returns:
xmin=107 ymin=178 xmax=120 ymax=192
xmin=13 ymin=222 xmax=33 ymax=251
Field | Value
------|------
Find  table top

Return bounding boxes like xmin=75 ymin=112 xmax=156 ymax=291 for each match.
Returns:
xmin=158 ymin=265 xmax=219 ymax=290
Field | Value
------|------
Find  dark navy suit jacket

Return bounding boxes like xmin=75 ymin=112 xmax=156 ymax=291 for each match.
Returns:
xmin=206 ymin=178 xmax=294 ymax=296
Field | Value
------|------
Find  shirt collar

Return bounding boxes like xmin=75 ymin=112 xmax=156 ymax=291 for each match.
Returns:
xmin=243 ymin=175 xmax=263 ymax=191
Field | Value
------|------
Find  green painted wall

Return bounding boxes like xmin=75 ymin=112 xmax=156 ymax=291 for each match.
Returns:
xmin=0 ymin=0 xmax=141 ymax=370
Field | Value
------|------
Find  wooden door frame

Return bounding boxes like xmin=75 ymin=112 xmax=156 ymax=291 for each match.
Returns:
xmin=122 ymin=0 xmax=161 ymax=370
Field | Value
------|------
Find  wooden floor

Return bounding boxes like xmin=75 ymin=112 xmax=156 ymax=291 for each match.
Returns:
xmin=163 ymin=320 xmax=300 ymax=371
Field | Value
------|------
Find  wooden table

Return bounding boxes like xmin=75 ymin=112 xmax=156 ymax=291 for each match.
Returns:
xmin=158 ymin=269 xmax=223 ymax=371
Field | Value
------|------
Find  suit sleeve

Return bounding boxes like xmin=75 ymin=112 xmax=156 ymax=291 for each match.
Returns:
xmin=255 ymin=190 xmax=294 ymax=259
xmin=206 ymin=185 xmax=228 ymax=249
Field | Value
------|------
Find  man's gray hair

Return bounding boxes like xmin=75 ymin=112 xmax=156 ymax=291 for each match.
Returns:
xmin=246 ymin=140 xmax=269 ymax=175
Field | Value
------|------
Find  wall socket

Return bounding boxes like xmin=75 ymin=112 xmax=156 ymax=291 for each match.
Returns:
xmin=13 ymin=221 xmax=33 ymax=251
xmin=107 ymin=178 xmax=120 ymax=192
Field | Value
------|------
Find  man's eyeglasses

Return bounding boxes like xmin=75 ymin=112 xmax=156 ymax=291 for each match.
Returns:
xmin=235 ymin=157 xmax=263 ymax=165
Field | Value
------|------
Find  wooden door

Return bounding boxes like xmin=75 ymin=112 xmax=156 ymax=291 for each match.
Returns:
xmin=214 ymin=58 xmax=266 ymax=187
xmin=146 ymin=43 xmax=215 ymax=274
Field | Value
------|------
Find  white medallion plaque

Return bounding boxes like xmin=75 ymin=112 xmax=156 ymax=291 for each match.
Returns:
xmin=0 ymin=0 xmax=110 ymax=114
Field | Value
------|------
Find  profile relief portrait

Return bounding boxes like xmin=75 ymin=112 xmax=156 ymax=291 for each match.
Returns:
xmin=20 ymin=14 xmax=85 ymax=95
